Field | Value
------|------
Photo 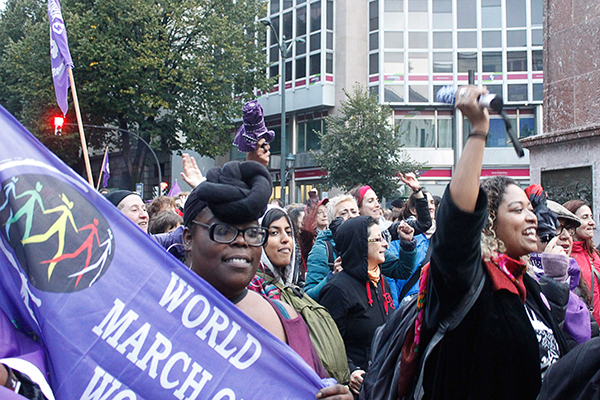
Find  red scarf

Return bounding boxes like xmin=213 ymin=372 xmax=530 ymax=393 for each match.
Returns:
xmin=484 ymin=252 xmax=528 ymax=303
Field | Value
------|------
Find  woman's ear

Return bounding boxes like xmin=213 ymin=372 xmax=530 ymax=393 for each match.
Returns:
xmin=182 ymin=226 xmax=193 ymax=251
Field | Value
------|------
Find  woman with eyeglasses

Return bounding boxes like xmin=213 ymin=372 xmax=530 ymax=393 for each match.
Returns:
xmin=319 ymin=216 xmax=395 ymax=396
xmin=563 ymin=199 xmax=600 ymax=325
xmin=182 ymin=161 xmax=352 ymax=400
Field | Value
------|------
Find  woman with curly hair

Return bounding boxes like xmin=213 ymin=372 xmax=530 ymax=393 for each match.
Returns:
xmin=563 ymin=199 xmax=600 ymax=324
xmin=365 ymin=86 xmax=569 ymax=400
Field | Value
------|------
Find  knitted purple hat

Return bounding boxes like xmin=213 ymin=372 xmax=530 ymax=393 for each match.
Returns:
xmin=233 ymin=100 xmax=275 ymax=152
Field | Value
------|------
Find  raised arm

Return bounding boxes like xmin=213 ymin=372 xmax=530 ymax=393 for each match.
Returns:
xmin=449 ymin=86 xmax=490 ymax=212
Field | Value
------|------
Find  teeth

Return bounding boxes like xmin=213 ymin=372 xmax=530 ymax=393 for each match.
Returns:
xmin=228 ymin=258 xmax=249 ymax=263
xmin=523 ymin=228 xmax=536 ymax=236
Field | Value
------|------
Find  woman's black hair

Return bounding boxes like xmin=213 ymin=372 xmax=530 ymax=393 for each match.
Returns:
xmin=401 ymin=190 xmax=432 ymax=220
xmin=261 ymin=208 xmax=288 ymax=229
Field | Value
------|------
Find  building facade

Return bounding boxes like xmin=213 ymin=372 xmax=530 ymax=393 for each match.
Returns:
xmin=244 ymin=0 xmax=544 ymax=203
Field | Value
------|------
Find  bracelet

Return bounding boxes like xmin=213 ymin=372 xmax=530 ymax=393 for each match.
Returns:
xmin=3 ymin=365 xmax=20 ymax=393
xmin=468 ymin=131 xmax=488 ymax=140
xmin=412 ymin=187 xmax=422 ymax=194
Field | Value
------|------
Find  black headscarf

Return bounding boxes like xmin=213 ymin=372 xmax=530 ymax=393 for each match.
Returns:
xmin=104 ymin=190 xmax=138 ymax=207
xmin=334 ymin=216 xmax=373 ymax=283
xmin=183 ymin=161 xmax=272 ymax=226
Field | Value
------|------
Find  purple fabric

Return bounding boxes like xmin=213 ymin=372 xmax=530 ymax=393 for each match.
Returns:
xmin=233 ymin=100 xmax=275 ymax=152
xmin=564 ymin=291 xmax=592 ymax=344
xmin=100 ymin=151 xmax=110 ymax=188
xmin=0 ymin=386 xmax=28 ymax=399
xmin=167 ymin=179 xmax=181 ymax=197
xmin=0 ymin=309 xmax=46 ymax=376
xmin=568 ymin=257 xmax=581 ymax=291
xmin=48 ymin=0 xmax=74 ymax=116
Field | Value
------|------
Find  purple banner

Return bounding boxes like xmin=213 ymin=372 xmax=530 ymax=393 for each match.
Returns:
xmin=48 ymin=0 xmax=74 ymax=116
xmin=0 ymin=106 xmax=329 ymax=399
xmin=101 ymin=151 xmax=110 ymax=188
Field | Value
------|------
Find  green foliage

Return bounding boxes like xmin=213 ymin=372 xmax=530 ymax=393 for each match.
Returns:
xmin=314 ymin=84 xmax=423 ymax=200
xmin=0 ymin=0 xmax=272 ymax=186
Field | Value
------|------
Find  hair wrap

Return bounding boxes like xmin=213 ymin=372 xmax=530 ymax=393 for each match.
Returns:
xmin=183 ymin=161 xmax=273 ymax=226
xmin=358 ymin=185 xmax=372 ymax=207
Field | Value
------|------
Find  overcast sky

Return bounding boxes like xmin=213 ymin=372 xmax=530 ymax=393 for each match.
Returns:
xmin=0 ymin=0 xmax=6 ymax=12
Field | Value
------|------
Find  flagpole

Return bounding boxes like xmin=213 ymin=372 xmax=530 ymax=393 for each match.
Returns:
xmin=97 ymin=146 xmax=109 ymax=190
xmin=68 ymin=67 xmax=93 ymax=186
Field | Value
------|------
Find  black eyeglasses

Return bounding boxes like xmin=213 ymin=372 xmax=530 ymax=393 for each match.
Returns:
xmin=557 ymin=225 xmax=576 ymax=236
xmin=192 ymin=221 xmax=267 ymax=247
xmin=260 ymin=142 xmax=270 ymax=150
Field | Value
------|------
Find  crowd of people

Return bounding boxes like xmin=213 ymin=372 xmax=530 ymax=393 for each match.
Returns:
xmin=4 ymin=93 xmax=600 ymax=399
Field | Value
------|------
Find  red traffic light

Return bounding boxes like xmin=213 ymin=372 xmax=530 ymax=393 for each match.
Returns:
xmin=160 ymin=182 xmax=168 ymax=190
xmin=53 ymin=116 xmax=65 ymax=128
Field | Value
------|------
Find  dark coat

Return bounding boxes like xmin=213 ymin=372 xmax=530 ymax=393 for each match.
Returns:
xmin=421 ymin=187 xmax=569 ymax=400
xmin=320 ymin=216 xmax=395 ymax=372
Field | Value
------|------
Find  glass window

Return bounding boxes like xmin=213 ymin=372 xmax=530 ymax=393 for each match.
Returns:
xmin=310 ymin=32 xmax=321 ymax=51
xmin=270 ymin=64 xmax=279 ymax=79
xmin=409 ymin=85 xmax=428 ymax=102
xmin=270 ymin=46 xmax=280 ymax=63
xmin=458 ymin=31 xmax=477 ymax=48
xmin=409 ymin=32 xmax=428 ymax=49
xmin=385 ymin=32 xmax=403 ymax=48
xmin=385 ymin=0 xmax=403 ymax=12
xmin=433 ymin=52 xmax=453 ymax=73
xmin=486 ymin=84 xmax=502 ymax=96
xmin=384 ymin=85 xmax=405 ymax=102
xmin=297 ymin=7 xmax=307 ymax=36
xmin=283 ymin=0 xmax=293 ymax=9
xmin=384 ymin=52 xmax=404 ymax=74
xmin=457 ymin=0 xmax=476 ymax=29
xmin=520 ymin=116 xmax=535 ymax=138
xmin=506 ymin=0 xmax=526 ymax=27
xmin=271 ymin=127 xmax=282 ymax=154
xmin=327 ymin=32 xmax=334 ymax=50
xmin=310 ymin=1 xmax=322 ymax=32
xmin=285 ymin=61 xmax=292 ymax=81
xmin=508 ymin=84 xmax=527 ymax=101
xmin=408 ymin=52 xmax=428 ymax=74
xmin=482 ymin=52 xmax=502 ymax=72
xmin=408 ymin=0 xmax=428 ymax=29
xmin=296 ymin=39 xmax=307 ymax=55
xmin=327 ymin=0 xmax=334 ymax=30
xmin=369 ymin=85 xmax=380 ymax=100
xmin=271 ymin=0 xmax=280 ymax=15
xmin=370 ymin=53 xmax=379 ymax=74
xmin=438 ymin=118 xmax=454 ymax=148
xmin=370 ymin=1 xmax=379 ymax=31
xmin=433 ymin=32 xmax=452 ymax=49
xmin=370 ymin=32 xmax=379 ymax=50
xmin=533 ymin=83 xmax=543 ymax=101
xmin=433 ymin=85 xmax=445 ymax=100
xmin=532 ymin=50 xmax=543 ymax=71
xmin=397 ymin=118 xmax=435 ymax=147
xmin=326 ymin=52 xmax=333 ymax=73
xmin=296 ymin=57 xmax=307 ymax=78
xmin=384 ymin=10 xmax=404 ymax=30
xmin=432 ymin=0 xmax=452 ymax=29
xmin=507 ymin=30 xmax=526 ymax=47
xmin=310 ymin=53 xmax=321 ymax=75
xmin=306 ymin=120 xmax=322 ymax=150
xmin=297 ymin=122 xmax=306 ymax=152
xmin=486 ymin=118 xmax=514 ymax=147
xmin=458 ymin=52 xmax=477 ymax=72
xmin=283 ymin=12 xmax=293 ymax=40
xmin=270 ymin=17 xmax=280 ymax=46
xmin=298 ymin=0 xmax=306 ymax=3
xmin=507 ymin=51 xmax=527 ymax=71
xmin=482 ymin=31 xmax=502 ymax=47
xmin=481 ymin=0 xmax=501 ymax=29
xmin=531 ymin=0 xmax=542 ymax=26
xmin=532 ymin=29 xmax=543 ymax=46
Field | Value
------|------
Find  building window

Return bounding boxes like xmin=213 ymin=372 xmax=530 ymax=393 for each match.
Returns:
xmin=370 ymin=0 xmax=379 ymax=31
xmin=458 ymin=52 xmax=477 ymax=72
xmin=532 ymin=50 xmax=543 ymax=71
xmin=533 ymin=83 xmax=543 ymax=101
xmin=532 ymin=29 xmax=543 ymax=46
xmin=408 ymin=52 xmax=428 ymax=74
xmin=326 ymin=52 xmax=333 ymax=73
xmin=432 ymin=0 xmax=452 ymax=29
xmin=384 ymin=52 xmax=404 ymax=74
xmin=481 ymin=0 xmax=501 ymax=29
xmin=507 ymin=51 xmax=527 ymax=71
xmin=384 ymin=85 xmax=404 ymax=102
xmin=482 ymin=52 xmax=502 ymax=72
xmin=408 ymin=0 xmax=428 ymax=29
xmin=409 ymin=85 xmax=428 ymax=102
xmin=458 ymin=31 xmax=477 ymax=48
xmin=507 ymin=30 xmax=526 ymax=47
xmin=283 ymin=11 xmax=293 ymax=39
xmin=506 ymin=0 xmax=526 ymax=27
xmin=370 ymin=53 xmax=380 ymax=74
xmin=385 ymin=32 xmax=403 ymax=49
xmin=310 ymin=32 xmax=321 ymax=51
xmin=296 ymin=57 xmax=307 ymax=78
xmin=433 ymin=52 xmax=453 ymax=73
xmin=508 ymin=84 xmax=527 ymax=101
xmin=409 ymin=32 xmax=428 ymax=49
xmin=327 ymin=0 xmax=334 ymax=29
xmin=531 ymin=0 xmax=543 ymax=26
xmin=457 ymin=0 xmax=476 ymax=29
xmin=297 ymin=6 xmax=307 ymax=36
xmin=520 ymin=116 xmax=535 ymax=138
xmin=310 ymin=53 xmax=321 ymax=75
xmin=482 ymin=30 xmax=502 ymax=48
xmin=433 ymin=32 xmax=452 ymax=49
xmin=397 ymin=118 xmax=435 ymax=147
xmin=310 ymin=1 xmax=322 ymax=32
xmin=437 ymin=118 xmax=454 ymax=148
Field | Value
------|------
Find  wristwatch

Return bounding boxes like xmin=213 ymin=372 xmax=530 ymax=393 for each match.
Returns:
xmin=3 ymin=365 xmax=21 ymax=393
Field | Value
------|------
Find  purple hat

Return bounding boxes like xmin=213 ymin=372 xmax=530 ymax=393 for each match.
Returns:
xmin=233 ymin=100 xmax=275 ymax=152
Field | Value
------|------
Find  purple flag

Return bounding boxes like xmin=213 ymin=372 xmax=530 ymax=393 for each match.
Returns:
xmin=48 ymin=0 xmax=74 ymax=116
xmin=167 ymin=179 xmax=182 ymax=197
xmin=101 ymin=150 xmax=110 ymax=188
xmin=0 ymin=105 xmax=331 ymax=399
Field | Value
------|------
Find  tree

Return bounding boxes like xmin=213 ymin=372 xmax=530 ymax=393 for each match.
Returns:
xmin=0 ymin=0 xmax=272 ymax=187
xmin=314 ymin=84 xmax=423 ymax=200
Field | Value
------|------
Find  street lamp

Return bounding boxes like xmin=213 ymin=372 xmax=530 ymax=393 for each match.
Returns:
xmin=260 ymin=18 xmax=304 ymax=206
xmin=285 ymin=152 xmax=296 ymax=204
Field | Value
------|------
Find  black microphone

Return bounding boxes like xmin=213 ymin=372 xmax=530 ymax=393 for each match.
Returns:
xmin=436 ymin=85 xmax=504 ymax=113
